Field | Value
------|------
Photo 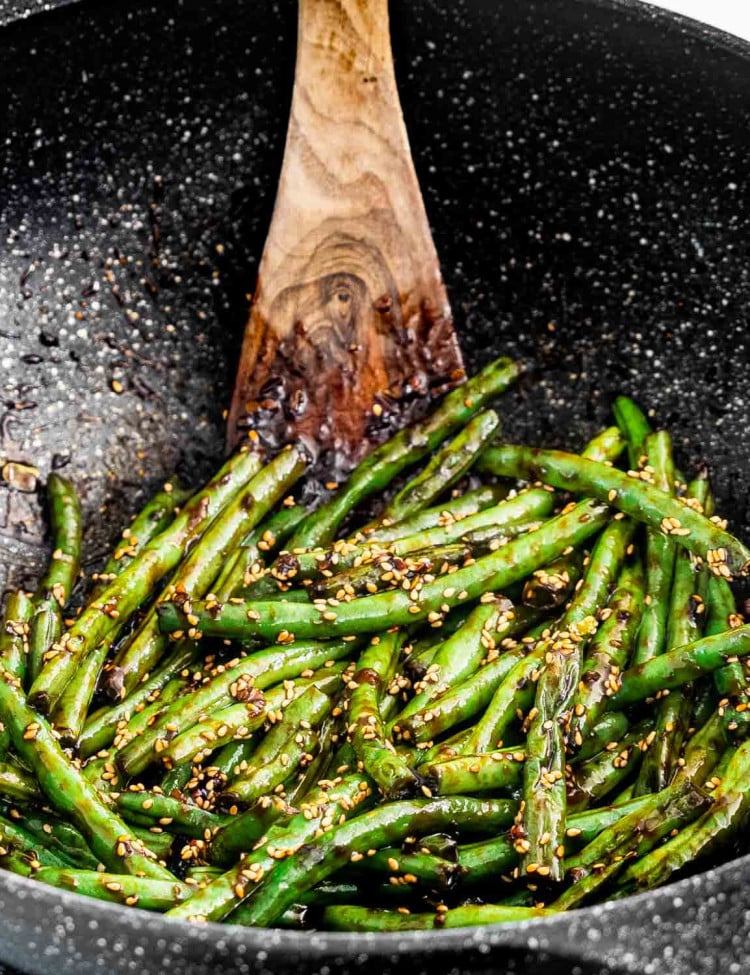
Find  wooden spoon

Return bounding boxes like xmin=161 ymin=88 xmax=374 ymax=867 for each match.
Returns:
xmin=227 ymin=0 xmax=465 ymax=471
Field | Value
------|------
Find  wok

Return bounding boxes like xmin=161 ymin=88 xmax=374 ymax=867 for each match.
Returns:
xmin=1 ymin=0 xmax=750 ymax=972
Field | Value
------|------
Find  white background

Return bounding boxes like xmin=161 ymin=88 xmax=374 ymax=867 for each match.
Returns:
xmin=649 ymin=0 xmax=750 ymax=40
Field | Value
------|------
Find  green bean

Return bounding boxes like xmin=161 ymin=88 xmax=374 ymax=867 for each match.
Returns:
xmin=185 ymin=865 xmax=223 ymax=884
xmin=205 ymin=795 xmax=293 ymax=869
xmin=163 ymin=666 xmax=345 ymax=768
xmin=363 ymin=489 xmax=553 ymax=556
xmin=351 ymin=846 xmax=460 ymax=889
xmin=158 ymin=763 xmax=193 ymax=797
xmin=405 ymin=639 xmax=447 ymax=682
xmin=521 ymin=553 xmax=582 ymax=611
xmin=104 ymin=444 xmax=309 ymax=705
xmin=213 ymin=504 xmax=307 ymax=599
xmin=706 ymin=747 xmax=735 ymax=786
xmin=567 ymin=720 xmax=652 ymax=812
xmin=723 ymin=706 xmax=750 ymax=739
xmin=414 ymin=832 xmax=460 ymax=859
xmin=359 ymin=485 xmax=507 ymax=544
xmin=208 ymin=740 xmax=258 ymax=783
xmin=0 ymin=848 xmax=55 ymax=877
xmin=232 ymin=796 xmax=519 ymax=927
xmin=423 ymin=748 xmax=525 ymax=795
xmin=453 ymin=833 xmax=528 ymax=886
xmin=17 ymin=807 xmax=100 ymax=869
xmin=637 ymin=475 xmax=710 ymax=795
xmin=408 ymin=605 xmax=474 ymax=660
xmin=169 ymin=773 xmax=375 ymax=920
xmin=117 ymin=791 xmax=236 ymax=839
xmin=631 ymin=431 xmax=677 ymax=666
xmin=40 ymin=473 xmax=82 ymax=606
xmin=321 ymin=903 xmax=552 ymax=931
xmin=612 ymin=783 xmax=635 ymax=805
xmin=288 ymin=356 xmax=522 ymax=550
xmin=285 ymin=717 xmax=347 ymax=802
xmin=569 ymin=557 xmax=644 ymax=746
xmin=458 ymin=642 xmax=546 ymax=755
xmin=224 ymin=725 xmax=322 ymax=808
xmin=389 ymin=598 xmax=521 ymax=732
xmin=379 ymin=410 xmax=501 ymax=524
xmin=113 ymin=672 xmax=195 ymax=752
xmin=554 ymin=780 xmax=710 ymax=909
xmin=0 ymin=591 xmax=31 ymax=682
xmin=690 ymin=679 xmax=715 ymax=730
xmin=229 ymin=683 xmax=332 ymax=777
xmin=313 ymin=542 xmax=472 ymax=601
xmin=580 ymin=426 xmax=628 ymax=465
xmin=0 ymin=591 xmax=32 ymax=757
xmin=27 ymin=604 xmax=62 ymax=694
xmin=28 ymin=446 xmax=265 ymax=713
xmin=478 ymin=444 xmax=750 ymax=577
xmin=223 ymin=687 xmax=334 ymax=806
xmin=253 ymin=490 xmax=555 ymax=601
xmin=79 ymin=640 xmax=198 ymax=758
xmin=572 ymin=711 xmax=630 ymax=764
xmin=33 ymin=481 xmax=83 ymax=693
xmin=428 ymin=716 xmax=627 ymax=795
xmin=0 ymin=668 xmax=175 ymax=880
xmin=673 ymin=712 xmax=728 ymax=788
xmin=157 ymin=499 xmax=611 ymax=643
xmin=517 ymin=427 xmax=623 ymax=615
xmin=0 ymin=815 xmax=71 ymax=869
xmin=81 ymin=754 xmax=123 ymax=794
xmin=414 ymin=729 xmax=473 ymax=767
xmin=456 ymin=793 xmax=655 ymax=886
xmin=91 ymin=482 xmax=191 ymax=596
xmin=117 ymin=640 xmax=355 ymax=777
xmin=160 ymin=698 xmax=269 ymax=771
xmin=522 ymin=517 xmax=636 ymax=880
xmin=612 ymin=396 xmax=652 ymax=468
xmin=348 ymin=630 xmax=417 ymax=799
xmin=705 ymin=574 xmax=746 ymax=699
xmin=635 ymin=631 xmax=693 ymax=794
xmin=608 ymin=625 xmax=750 ymax=708
xmin=51 ymin=635 xmax=112 ymax=747
xmin=397 ymin=626 xmax=550 ymax=745
xmin=34 ymin=868 xmax=192 ymax=911
xmin=250 ymin=496 xmax=554 ymax=600
xmin=615 ymin=738 xmax=750 ymax=896
xmin=109 ymin=828 xmax=174 ymax=863
xmin=0 ymin=761 xmax=41 ymax=803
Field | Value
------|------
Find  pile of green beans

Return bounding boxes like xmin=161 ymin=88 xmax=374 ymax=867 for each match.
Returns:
xmin=1 ymin=357 xmax=749 ymax=934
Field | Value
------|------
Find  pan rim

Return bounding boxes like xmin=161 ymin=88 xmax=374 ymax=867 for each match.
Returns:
xmin=582 ymin=0 xmax=750 ymax=59
xmin=0 ymin=840 xmax=747 ymax=960
xmin=4 ymin=0 xmax=750 ymax=59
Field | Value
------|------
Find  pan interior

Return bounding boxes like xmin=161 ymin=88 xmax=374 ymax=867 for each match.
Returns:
xmin=0 ymin=0 xmax=749 ymax=952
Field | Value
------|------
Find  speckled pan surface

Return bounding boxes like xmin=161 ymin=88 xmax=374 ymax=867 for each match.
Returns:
xmin=1 ymin=0 xmax=750 ymax=972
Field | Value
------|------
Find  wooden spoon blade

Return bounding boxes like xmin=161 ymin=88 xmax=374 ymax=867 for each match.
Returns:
xmin=227 ymin=0 xmax=465 ymax=470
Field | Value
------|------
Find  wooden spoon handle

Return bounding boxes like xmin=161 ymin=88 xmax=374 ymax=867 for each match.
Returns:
xmin=265 ymin=0 xmax=434 ymax=285
xmin=228 ymin=0 xmax=463 ymax=461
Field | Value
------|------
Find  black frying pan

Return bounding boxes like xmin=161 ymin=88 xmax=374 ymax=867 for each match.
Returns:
xmin=1 ymin=0 xmax=750 ymax=972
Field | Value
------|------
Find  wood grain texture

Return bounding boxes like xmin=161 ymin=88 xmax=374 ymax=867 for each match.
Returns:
xmin=227 ymin=0 xmax=464 ymax=467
